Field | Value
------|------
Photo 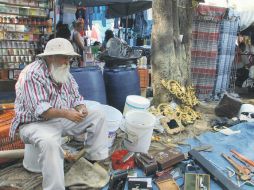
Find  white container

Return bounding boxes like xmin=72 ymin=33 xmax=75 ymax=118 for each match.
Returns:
xmin=102 ymin=105 xmax=123 ymax=148
xmin=123 ymin=95 xmax=150 ymax=116
xmin=238 ymin=104 xmax=254 ymax=122
xmin=23 ymin=137 xmax=72 ymax=173
xmin=84 ymin=100 xmax=101 ymax=110
xmin=124 ymin=110 xmax=156 ymax=153
xmin=23 ymin=144 xmax=41 ymax=173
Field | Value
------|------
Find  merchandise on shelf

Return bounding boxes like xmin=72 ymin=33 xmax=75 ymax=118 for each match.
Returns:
xmin=0 ymin=0 xmax=51 ymax=80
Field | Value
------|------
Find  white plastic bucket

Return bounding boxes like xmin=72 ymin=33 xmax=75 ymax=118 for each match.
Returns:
xmin=23 ymin=144 xmax=41 ymax=173
xmin=238 ymin=104 xmax=254 ymax=122
xmin=124 ymin=110 xmax=156 ymax=153
xmin=102 ymin=105 xmax=123 ymax=148
xmin=84 ymin=100 xmax=101 ymax=109
xmin=123 ymin=95 xmax=150 ymax=116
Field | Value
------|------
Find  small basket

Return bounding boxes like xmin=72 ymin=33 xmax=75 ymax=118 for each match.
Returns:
xmin=0 ymin=109 xmax=24 ymax=164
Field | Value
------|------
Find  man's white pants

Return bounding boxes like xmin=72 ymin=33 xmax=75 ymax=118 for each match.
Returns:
xmin=19 ymin=107 xmax=109 ymax=190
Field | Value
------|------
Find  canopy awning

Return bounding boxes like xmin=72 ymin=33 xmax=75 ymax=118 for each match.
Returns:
xmin=63 ymin=0 xmax=152 ymax=18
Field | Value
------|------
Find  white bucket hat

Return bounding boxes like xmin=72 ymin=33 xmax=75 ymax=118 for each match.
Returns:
xmin=37 ymin=38 xmax=80 ymax=57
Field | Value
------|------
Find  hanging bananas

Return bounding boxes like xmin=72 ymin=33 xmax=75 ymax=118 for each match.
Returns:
xmin=161 ymin=80 xmax=199 ymax=107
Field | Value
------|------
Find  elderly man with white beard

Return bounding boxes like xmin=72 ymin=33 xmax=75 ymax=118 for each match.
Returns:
xmin=10 ymin=38 xmax=109 ymax=190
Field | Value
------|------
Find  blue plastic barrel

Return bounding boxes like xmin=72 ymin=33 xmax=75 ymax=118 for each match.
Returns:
xmin=70 ymin=66 xmax=107 ymax=104
xmin=104 ymin=67 xmax=141 ymax=112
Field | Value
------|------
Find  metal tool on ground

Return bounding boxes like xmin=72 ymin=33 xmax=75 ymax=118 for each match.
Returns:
xmin=208 ymin=159 xmax=236 ymax=178
xmin=232 ymin=154 xmax=254 ymax=173
xmin=221 ymin=153 xmax=251 ymax=181
xmin=188 ymin=150 xmax=240 ymax=190
xmin=231 ymin=149 xmax=254 ymax=168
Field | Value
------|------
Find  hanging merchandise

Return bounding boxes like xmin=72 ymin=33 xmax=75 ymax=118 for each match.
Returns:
xmin=134 ymin=12 xmax=147 ymax=38
xmin=75 ymin=7 xmax=86 ymax=20
xmin=214 ymin=9 xmax=239 ymax=97
xmin=114 ymin=18 xmax=119 ymax=29
xmin=101 ymin=6 xmax=107 ymax=27
xmin=120 ymin=16 xmax=134 ymax=29
xmin=191 ymin=5 xmax=226 ymax=100
xmin=84 ymin=7 xmax=93 ymax=30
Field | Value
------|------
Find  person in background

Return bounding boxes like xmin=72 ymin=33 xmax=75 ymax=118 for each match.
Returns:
xmin=72 ymin=19 xmax=87 ymax=63
xmin=49 ymin=21 xmax=71 ymax=41
xmin=10 ymin=38 xmax=108 ymax=190
xmin=56 ymin=24 xmax=71 ymax=40
xmin=101 ymin=29 xmax=114 ymax=51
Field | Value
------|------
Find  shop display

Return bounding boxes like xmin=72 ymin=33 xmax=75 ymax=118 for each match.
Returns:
xmin=0 ymin=0 xmax=51 ymax=80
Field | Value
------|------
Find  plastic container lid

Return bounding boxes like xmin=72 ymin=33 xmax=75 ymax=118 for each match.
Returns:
xmin=126 ymin=95 xmax=150 ymax=109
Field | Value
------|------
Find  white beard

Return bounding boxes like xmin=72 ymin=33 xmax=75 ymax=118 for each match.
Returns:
xmin=50 ymin=63 xmax=70 ymax=84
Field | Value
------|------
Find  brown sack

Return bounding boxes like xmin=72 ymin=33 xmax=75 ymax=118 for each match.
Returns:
xmin=215 ymin=93 xmax=242 ymax=118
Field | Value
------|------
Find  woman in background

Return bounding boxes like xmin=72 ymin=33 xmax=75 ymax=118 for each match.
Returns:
xmin=72 ymin=19 xmax=87 ymax=66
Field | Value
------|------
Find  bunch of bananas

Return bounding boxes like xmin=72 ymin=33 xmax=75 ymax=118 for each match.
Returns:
xmin=149 ymin=103 xmax=174 ymax=116
xmin=175 ymin=106 xmax=201 ymax=125
xmin=150 ymin=80 xmax=201 ymax=128
xmin=161 ymin=80 xmax=199 ymax=107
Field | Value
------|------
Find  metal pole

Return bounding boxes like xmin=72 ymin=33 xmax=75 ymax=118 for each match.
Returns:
xmin=54 ymin=0 xmax=57 ymax=38
xmin=125 ymin=16 xmax=128 ymax=41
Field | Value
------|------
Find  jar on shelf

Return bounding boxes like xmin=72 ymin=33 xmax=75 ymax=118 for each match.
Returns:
xmin=2 ymin=41 xmax=7 ymax=48
xmin=19 ymin=17 xmax=23 ymax=24
xmin=16 ymin=56 xmax=20 ymax=62
xmin=11 ymin=56 xmax=15 ymax=63
xmin=27 ymin=18 xmax=32 ymax=25
xmin=23 ymin=17 xmax=28 ymax=25
xmin=26 ymin=42 xmax=29 ymax=48
xmin=37 ymin=18 xmax=41 ymax=25
xmin=13 ymin=49 xmax=18 ymax=55
xmin=3 ymin=17 xmax=7 ymax=23
xmin=32 ymin=18 xmax=36 ymax=25
xmin=10 ymin=17 xmax=15 ymax=24
xmin=15 ymin=17 xmax=19 ymax=24
xmin=6 ymin=17 xmax=10 ymax=24
xmin=2 ymin=49 xmax=7 ymax=55
xmin=7 ymin=41 xmax=12 ymax=48
xmin=7 ymin=56 xmax=11 ymax=63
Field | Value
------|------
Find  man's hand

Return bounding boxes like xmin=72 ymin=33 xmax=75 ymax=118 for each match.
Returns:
xmin=66 ymin=109 xmax=86 ymax=123
xmin=75 ymin=104 xmax=88 ymax=118
xmin=41 ymin=107 xmax=87 ymax=123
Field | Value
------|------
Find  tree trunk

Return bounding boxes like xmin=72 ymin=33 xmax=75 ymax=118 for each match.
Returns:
xmin=151 ymin=0 xmax=193 ymax=106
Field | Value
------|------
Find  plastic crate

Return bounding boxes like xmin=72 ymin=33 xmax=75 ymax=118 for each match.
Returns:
xmin=138 ymin=68 xmax=149 ymax=89
xmin=0 ymin=109 xmax=24 ymax=164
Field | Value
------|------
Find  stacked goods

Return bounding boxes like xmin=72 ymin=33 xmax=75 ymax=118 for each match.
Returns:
xmin=0 ymin=108 xmax=24 ymax=164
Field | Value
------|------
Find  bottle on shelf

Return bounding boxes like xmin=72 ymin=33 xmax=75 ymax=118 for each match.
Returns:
xmin=0 ymin=0 xmax=50 ymax=81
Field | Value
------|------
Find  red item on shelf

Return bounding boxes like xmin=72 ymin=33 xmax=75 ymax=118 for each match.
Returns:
xmin=111 ymin=149 xmax=135 ymax=170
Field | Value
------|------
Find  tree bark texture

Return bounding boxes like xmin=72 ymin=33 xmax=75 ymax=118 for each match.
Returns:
xmin=151 ymin=0 xmax=193 ymax=105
